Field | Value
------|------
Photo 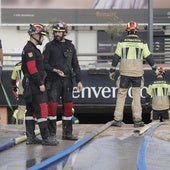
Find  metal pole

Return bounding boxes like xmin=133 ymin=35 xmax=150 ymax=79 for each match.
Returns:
xmin=148 ymin=0 xmax=153 ymax=52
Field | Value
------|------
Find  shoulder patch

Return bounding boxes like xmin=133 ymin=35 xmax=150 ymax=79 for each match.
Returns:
xmin=28 ymin=52 xmax=33 ymax=58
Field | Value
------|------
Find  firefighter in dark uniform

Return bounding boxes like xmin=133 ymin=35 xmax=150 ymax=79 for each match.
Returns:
xmin=43 ymin=21 xmax=83 ymax=141
xmin=0 ymin=39 xmax=3 ymax=82
xmin=109 ymin=21 xmax=157 ymax=127
xmin=146 ymin=66 xmax=170 ymax=122
xmin=22 ymin=23 xmax=59 ymax=145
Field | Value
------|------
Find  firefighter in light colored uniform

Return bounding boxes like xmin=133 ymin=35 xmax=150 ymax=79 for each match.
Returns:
xmin=11 ymin=61 xmax=26 ymax=124
xmin=109 ymin=21 xmax=157 ymax=127
xmin=146 ymin=67 xmax=170 ymax=122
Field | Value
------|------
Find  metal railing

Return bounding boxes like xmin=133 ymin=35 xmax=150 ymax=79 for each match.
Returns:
xmin=2 ymin=52 xmax=170 ymax=70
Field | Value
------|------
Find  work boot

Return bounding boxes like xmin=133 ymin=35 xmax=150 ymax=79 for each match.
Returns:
xmin=25 ymin=119 xmax=39 ymax=144
xmin=25 ymin=119 xmax=45 ymax=144
xmin=48 ymin=119 xmax=57 ymax=137
xmin=26 ymin=137 xmax=42 ymax=145
xmin=47 ymin=119 xmax=59 ymax=143
xmin=18 ymin=119 xmax=24 ymax=125
xmin=112 ymin=120 xmax=122 ymax=127
xmin=62 ymin=120 xmax=78 ymax=140
xmin=42 ymin=137 xmax=59 ymax=146
xmin=49 ymin=134 xmax=59 ymax=144
xmin=134 ymin=121 xmax=144 ymax=128
xmin=62 ymin=134 xmax=78 ymax=140
xmin=39 ymin=121 xmax=59 ymax=146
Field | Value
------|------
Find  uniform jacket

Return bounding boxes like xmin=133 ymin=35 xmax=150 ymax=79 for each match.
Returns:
xmin=43 ymin=39 xmax=81 ymax=83
xmin=146 ymin=77 xmax=170 ymax=110
xmin=11 ymin=61 xmax=24 ymax=95
xmin=21 ymin=41 xmax=46 ymax=93
xmin=111 ymin=34 xmax=155 ymax=77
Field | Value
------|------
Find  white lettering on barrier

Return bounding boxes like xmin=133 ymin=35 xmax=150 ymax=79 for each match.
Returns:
xmin=73 ymin=86 xmax=148 ymax=99
xmin=128 ymin=87 xmax=132 ymax=98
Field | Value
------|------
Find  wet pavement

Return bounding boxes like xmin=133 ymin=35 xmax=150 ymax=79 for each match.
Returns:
xmin=0 ymin=123 xmax=170 ymax=170
xmin=64 ymin=135 xmax=142 ymax=170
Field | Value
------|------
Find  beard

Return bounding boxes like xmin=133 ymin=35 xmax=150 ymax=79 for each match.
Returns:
xmin=54 ymin=35 xmax=64 ymax=42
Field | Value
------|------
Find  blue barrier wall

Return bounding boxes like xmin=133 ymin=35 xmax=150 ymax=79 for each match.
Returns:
xmin=1 ymin=69 xmax=169 ymax=107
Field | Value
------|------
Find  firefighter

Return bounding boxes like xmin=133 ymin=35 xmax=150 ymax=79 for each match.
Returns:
xmin=21 ymin=23 xmax=59 ymax=145
xmin=43 ymin=21 xmax=83 ymax=140
xmin=0 ymin=39 xmax=3 ymax=82
xmin=109 ymin=21 xmax=157 ymax=127
xmin=145 ymin=66 xmax=170 ymax=122
xmin=11 ymin=61 xmax=26 ymax=124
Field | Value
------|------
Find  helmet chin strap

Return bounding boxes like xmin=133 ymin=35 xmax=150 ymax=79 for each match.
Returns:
xmin=31 ymin=34 xmax=42 ymax=45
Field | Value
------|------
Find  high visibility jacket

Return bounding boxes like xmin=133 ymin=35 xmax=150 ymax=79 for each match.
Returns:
xmin=11 ymin=61 xmax=24 ymax=95
xmin=147 ymin=77 xmax=170 ymax=110
xmin=111 ymin=34 xmax=155 ymax=77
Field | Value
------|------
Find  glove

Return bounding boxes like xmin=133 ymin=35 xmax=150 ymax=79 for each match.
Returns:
xmin=152 ymin=65 xmax=158 ymax=75
xmin=109 ymin=68 xmax=115 ymax=80
xmin=109 ymin=72 xmax=115 ymax=80
xmin=152 ymin=65 xmax=157 ymax=71
xmin=12 ymin=86 xmax=18 ymax=99
xmin=12 ymin=86 xmax=18 ymax=92
xmin=0 ymin=66 xmax=2 ymax=82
